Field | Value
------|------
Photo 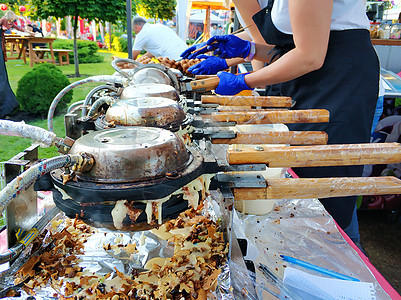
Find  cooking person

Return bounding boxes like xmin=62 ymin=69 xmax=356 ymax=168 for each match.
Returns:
xmin=132 ymin=17 xmax=187 ymax=61
xmin=184 ymin=0 xmax=379 ymax=247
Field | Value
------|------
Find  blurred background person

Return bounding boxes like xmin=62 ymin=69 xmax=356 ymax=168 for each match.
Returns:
xmin=132 ymin=17 xmax=187 ymax=61
xmin=0 ymin=10 xmax=32 ymax=62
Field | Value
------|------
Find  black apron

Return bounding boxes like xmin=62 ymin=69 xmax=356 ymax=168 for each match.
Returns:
xmin=252 ymin=0 xmax=379 ymax=229
xmin=0 ymin=28 xmax=19 ymax=118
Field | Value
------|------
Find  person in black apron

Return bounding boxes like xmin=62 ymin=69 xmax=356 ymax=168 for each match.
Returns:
xmin=183 ymin=0 xmax=379 ymax=244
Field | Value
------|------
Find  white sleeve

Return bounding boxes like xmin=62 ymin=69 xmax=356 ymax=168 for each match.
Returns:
xmin=133 ymin=32 xmax=146 ymax=51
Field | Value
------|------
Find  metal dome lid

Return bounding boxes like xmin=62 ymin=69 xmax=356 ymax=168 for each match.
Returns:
xmin=69 ymin=127 xmax=191 ymax=183
xmin=120 ymin=83 xmax=179 ymax=101
xmin=104 ymin=97 xmax=186 ymax=127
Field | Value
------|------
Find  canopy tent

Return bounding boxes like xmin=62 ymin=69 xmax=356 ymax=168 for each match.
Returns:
xmin=189 ymin=10 xmax=225 ymax=25
xmin=190 ymin=0 xmax=234 ymax=10
xmin=189 ymin=0 xmax=233 ymax=41
xmin=176 ymin=0 xmax=233 ymax=42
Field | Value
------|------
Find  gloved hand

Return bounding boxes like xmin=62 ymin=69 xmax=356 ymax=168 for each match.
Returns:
xmin=215 ymin=72 xmax=253 ymax=95
xmin=188 ymin=55 xmax=228 ymax=75
xmin=180 ymin=42 xmax=207 ymax=59
xmin=206 ymin=35 xmax=251 ymax=59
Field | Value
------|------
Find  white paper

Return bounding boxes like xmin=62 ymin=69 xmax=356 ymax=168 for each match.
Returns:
xmin=283 ymin=267 xmax=376 ymax=300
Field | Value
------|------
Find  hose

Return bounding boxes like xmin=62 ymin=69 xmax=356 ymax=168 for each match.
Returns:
xmin=111 ymin=58 xmax=142 ymax=78
xmin=47 ymin=75 xmax=126 ymax=132
xmin=67 ymin=100 xmax=85 ymax=114
xmin=0 ymin=120 xmax=61 ymax=147
xmin=87 ymin=96 xmax=116 ymax=118
xmin=82 ymin=84 xmax=119 ymax=117
xmin=0 ymin=154 xmax=91 ymax=215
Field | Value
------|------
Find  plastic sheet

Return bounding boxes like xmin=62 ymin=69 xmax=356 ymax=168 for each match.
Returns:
xmin=222 ymin=198 xmax=392 ymax=300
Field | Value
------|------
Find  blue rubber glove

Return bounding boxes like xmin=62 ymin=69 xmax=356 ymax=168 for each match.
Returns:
xmin=206 ymin=35 xmax=251 ymax=59
xmin=215 ymin=72 xmax=253 ymax=95
xmin=188 ymin=55 xmax=228 ymax=75
xmin=180 ymin=42 xmax=207 ymax=59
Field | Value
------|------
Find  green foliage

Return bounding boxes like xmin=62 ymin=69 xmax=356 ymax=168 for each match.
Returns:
xmin=16 ymin=64 xmax=73 ymax=116
xmin=28 ymin=0 xmax=127 ymax=76
xmin=29 ymin=0 xmax=127 ymax=24
xmin=138 ymin=0 xmax=176 ymax=21
xmin=53 ymin=39 xmax=104 ymax=63
xmin=111 ymin=36 xmax=128 ymax=53
xmin=104 ymin=33 xmax=128 ymax=53
xmin=60 ymin=18 xmax=66 ymax=31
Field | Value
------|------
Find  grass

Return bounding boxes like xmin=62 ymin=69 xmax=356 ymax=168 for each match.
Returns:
xmin=1 ymin=50 xmax=128 ymax=162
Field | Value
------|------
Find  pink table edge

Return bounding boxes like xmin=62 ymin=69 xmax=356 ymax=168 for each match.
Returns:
xmin=286 ymin=168 xmax=401 ymax=299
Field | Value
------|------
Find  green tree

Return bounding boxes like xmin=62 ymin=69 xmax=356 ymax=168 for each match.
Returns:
xmin=138 ymin=0 xmax=176 ymax=21
xmin=28 ymin=0 xmax=127 ymax=77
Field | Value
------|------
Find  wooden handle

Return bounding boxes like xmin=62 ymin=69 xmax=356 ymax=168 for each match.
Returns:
xmin=233 ymin=177 xmax=401 ymax=200
xmin=189 ymin=77 xmax=220 ymax=91
xmin=213 ymin=131 xmax=328 ymax=145
xmin=208 ymin=109 xmax=329 ymax=124
xmin=202 ymin=95 xmax=293 ymax=108
xmin=195 ymin=75 xmax=217 ymax=80
xmin=227 ymin=143 xmax=401 ymax=166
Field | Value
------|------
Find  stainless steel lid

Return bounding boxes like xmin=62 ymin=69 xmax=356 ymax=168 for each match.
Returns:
xmin=120 ymin=83 xmax=179 ymax=100
xmin=104 ymin=97 xmax=186 ymax=127
xmin=69 ymin=127 xmax=191 ymax=183
xmin=132 ymin=68 xmax=172 ymax=85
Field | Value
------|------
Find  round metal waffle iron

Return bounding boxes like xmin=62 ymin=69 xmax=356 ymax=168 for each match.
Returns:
xmin=95 ymin=97 xmax=193 ymax=132
xmin=50 ymin=127 xmax=206 ymax=231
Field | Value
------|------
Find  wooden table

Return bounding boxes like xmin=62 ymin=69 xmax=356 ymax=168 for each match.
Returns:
xmin=4 ymin=35 xmax=28 ymax=63
xmin=4 ymin=36 xmax=56 ymax=67
xmin=26 ymin=37 xmax=56 ymax=67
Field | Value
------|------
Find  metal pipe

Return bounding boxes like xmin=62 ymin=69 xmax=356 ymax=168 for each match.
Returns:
xmin=111 ymin=58 xmax=142 ymax=78
xmin=0 ymin=206 xmax=60 ymax=264
xmin=87 ymin=96 xmax=116 ymax=117
xmin=82 ymin=85 xmax=119 ymax=117
xmin=0 ymin=154 xmax=91 ymax=215
xmin=126 ymin=0 xmax=133 ymax=59
xmin=47 ymin=75 xmax=126 ymax=132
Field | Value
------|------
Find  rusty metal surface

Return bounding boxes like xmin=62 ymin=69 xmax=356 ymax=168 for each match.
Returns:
xmin=68 ymin=127 xmax=191 ymax=183
xmin=105 ymin=97 xmax=186 ymax=127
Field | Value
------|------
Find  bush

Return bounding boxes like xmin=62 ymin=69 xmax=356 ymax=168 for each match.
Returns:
xmin=16 ymin=64 xmax=73 ymax=116
xmin=105 ymin=34 xmax=128 ymax=53
xmin=52 ymin=39 xmax=104 ymax=63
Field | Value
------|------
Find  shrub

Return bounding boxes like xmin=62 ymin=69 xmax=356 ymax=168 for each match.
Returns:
xmin=52 ymin=39 xmax=103 ymax=63
xmin=16 ymin=64 xmax=73 ymax=116
xmin=105 ymin=34 xmax=128 ymax=53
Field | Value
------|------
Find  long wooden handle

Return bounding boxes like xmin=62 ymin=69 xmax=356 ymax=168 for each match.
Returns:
xmin=189 ymin=77 xmax=220 ymax=91
xmin=207 ymin=109 xmax=329 ymax=124
xmin=233 ymin=176 xmax=401 ymax=200
xmin=202 ymin=95 xmax=293 ymax=108
xmin=227 ymin=143 xmax=401 ymax=166
xmin=212 ymin=131 xmax=328 ymax=145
